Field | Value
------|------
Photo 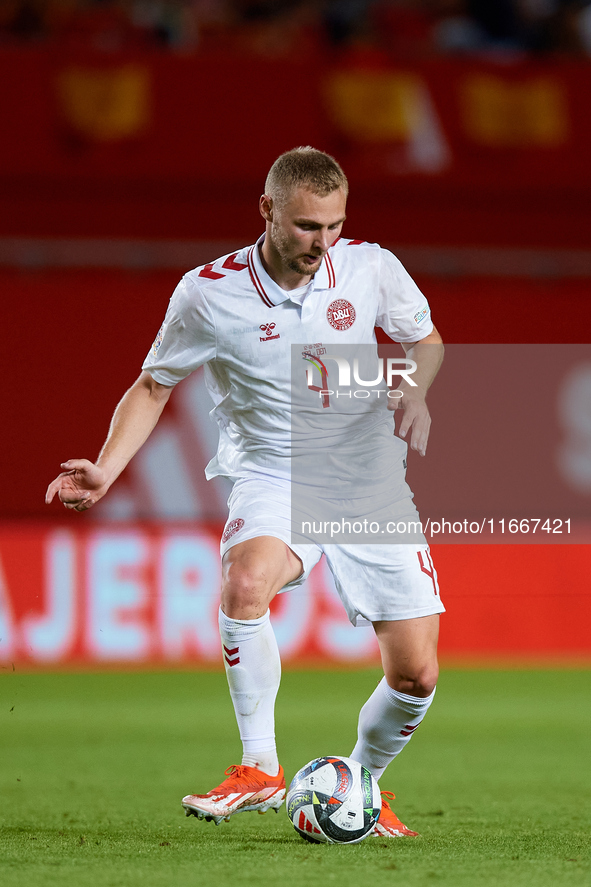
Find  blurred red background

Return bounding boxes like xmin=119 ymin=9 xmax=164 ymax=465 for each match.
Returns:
xmin=1 ymin=41 xmax=590 ymax=666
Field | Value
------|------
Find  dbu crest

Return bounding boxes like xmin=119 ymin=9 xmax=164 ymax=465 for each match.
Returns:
xmin=327 ymin=299 xmax=356 ymax=331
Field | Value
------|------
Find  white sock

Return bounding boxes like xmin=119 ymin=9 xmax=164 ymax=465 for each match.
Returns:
xmin=218 ymin=607 xmax=281 ymax=776
xmin=350 ymin=677 xmax=436 ymax=781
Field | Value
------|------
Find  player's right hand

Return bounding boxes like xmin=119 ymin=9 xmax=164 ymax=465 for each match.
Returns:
xmin=45 ymin=459 xmax=109 ymax=512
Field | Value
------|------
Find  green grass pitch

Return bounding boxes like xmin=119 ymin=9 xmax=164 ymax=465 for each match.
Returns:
xmin=1 ymin=668 xmax=589 ymax=886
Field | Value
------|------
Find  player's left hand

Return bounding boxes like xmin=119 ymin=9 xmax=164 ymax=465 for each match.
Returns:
xmin=45 ymin=459 xmax=109 ymax=512
xmin=388 ymin=390 xmax=431 ymax=457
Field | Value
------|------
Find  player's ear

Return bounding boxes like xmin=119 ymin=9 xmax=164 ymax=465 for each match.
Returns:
xmin=259 ymin=194 xmax=273 ymax=222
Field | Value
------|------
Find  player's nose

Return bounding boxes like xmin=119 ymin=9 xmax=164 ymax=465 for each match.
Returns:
xmin=314 ymin=229 xmax=332 ymax=252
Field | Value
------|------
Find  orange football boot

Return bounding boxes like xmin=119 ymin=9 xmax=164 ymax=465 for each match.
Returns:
xmin=182 ymin=764 xmax=286 ymax=825
xmin=373 ymin=791 xmax=419 ymax=837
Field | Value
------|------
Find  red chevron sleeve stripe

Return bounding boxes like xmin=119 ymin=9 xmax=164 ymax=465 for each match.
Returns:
xmin=222 ymin=253 xmax=248 ymax=271
xmin=198 ymin=262 xmax=225 ymax=280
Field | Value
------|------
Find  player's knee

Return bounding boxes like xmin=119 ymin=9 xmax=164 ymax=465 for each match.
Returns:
xmin=387 ymin=661 xmax=439 ymax=698
xmin=221 ymin=562 xmax=274 ymax=618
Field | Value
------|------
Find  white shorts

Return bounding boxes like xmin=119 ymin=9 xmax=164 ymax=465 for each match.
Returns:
xmin=220 ymin=475 xmax=445 ymax=626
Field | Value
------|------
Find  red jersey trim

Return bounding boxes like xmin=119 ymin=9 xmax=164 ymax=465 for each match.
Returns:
xmin=325 ymin=252 xmax=336 ymax=288
xmin=247 ymin=246 xmax=274 ymax=308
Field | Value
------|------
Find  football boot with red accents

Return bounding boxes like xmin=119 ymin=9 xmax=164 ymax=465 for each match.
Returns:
xmin=182 ymin=764 xmax=286 ymax=825
xmin=373 ymin=791 xmax=419 ymax=837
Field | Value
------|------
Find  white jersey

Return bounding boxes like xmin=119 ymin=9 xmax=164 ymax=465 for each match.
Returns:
xmin=142 ymin=235 xmax=434 ymax=481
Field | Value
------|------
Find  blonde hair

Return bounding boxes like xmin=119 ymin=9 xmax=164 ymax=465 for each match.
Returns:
xmin=264 ymin=146 xmax=348 ymax=208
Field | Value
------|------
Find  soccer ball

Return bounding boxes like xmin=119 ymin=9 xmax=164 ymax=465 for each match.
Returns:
xmin=286 ymin=756 xmax=381 ymax=844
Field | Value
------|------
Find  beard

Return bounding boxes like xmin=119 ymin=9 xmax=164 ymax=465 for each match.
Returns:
xmin=270 ymin=223 xmax=323 ymax=277
xmin=285 ymin=255 xmax=323 ymax=276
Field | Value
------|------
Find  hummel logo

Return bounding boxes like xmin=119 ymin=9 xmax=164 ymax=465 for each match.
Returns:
xmin=259 ymin=323 xmax=280 ymax=342
xmin=224 ymin=645 xmax=240 ymax=667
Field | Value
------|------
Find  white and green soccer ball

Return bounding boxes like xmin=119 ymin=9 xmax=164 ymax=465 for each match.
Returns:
xmin=287 ymin=756 xmax=381 ymax=844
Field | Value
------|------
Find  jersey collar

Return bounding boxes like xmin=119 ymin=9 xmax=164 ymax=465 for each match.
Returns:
xmin=247 ymin=234 xmax=336 ymax=308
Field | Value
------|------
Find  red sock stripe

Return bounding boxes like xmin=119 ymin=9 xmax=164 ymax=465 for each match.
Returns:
xmin=223 ymin=644 xmax=240 ymax=667
xmin=400 ymin=721 xmax=422 ymax=737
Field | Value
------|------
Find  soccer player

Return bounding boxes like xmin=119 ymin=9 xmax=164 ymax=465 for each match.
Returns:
xmin=46 ymin=147 xmax=444 ymax=837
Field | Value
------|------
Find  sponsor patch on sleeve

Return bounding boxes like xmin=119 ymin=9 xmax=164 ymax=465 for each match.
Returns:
xmin=151 ymin=324 xmax=165 ymax=356
xmin=414 ymin=305 xmax=429 ymax=324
